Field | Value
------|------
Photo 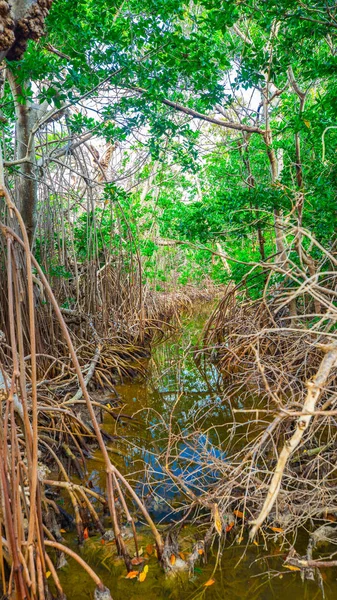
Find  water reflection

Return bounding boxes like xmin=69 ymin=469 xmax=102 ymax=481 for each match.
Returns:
xmin=136 ymin=433 xmax=227 ymax=522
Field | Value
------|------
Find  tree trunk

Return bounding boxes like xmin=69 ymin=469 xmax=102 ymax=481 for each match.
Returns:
xmin=7 ymin=70 xmax=38 ymax=245
xmin=240 ymin=134 xmax=266 ymax=262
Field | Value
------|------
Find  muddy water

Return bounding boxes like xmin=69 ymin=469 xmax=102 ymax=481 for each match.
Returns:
xmin=56 ymin=307 xmax=337 ymax=600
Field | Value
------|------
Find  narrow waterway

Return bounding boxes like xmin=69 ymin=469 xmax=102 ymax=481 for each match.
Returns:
xmin=55 ymin=306 xmax=337 ymax=600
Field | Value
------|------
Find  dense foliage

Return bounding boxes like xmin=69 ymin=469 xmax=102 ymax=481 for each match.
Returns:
xmin=1 ymin=1 xmax=337 ymax=293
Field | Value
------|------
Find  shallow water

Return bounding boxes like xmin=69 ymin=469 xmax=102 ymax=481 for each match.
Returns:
xmin=55 ymin=306 xmax=337 ymax=600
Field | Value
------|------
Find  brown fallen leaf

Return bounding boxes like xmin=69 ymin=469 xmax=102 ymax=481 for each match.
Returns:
xmin=198 ymin=548 xmax=204 ymax=555
xmin=204 ymin=579 xmax=215 ymax=587
xmin=253 ymin=540 xmax=259 ymax=546
xmin=269 ymin=526 xmax=284 ymax=533
xmin=226 ymin=521 xmax=234 ymax=532
xmin=83 ymin=528 xmax=89 ymax=540
xmin=131 ymin=557 xmax=145 ymax=566
xmin=179 ymin=552 xmax=186 ymax=560
xmin=233 ymin=510 xmax=244 ymax=519
xmin=126 ymin=571 xmax=139 ymax=579
xmin=326 ymin=514 xmax=336 ymax=522
xmin=170 ymin=554 xmax=176 ymax=565
xmin=60 ymin=529 xmax=66 ymax=533
xmin=146 ymin=543 xmax=154 ymax=555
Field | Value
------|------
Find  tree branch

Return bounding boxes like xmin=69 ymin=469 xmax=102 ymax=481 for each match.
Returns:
xmin=250 ymin=343 xmax=337 ymax=538
xmin=129 ymin=86 xmax=263 ymax=134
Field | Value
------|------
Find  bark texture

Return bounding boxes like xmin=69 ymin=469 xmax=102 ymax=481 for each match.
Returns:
xmin=0 ymin=0 xmax=53 ymax=62
xmin=7 ymin=69 xmax=38 ymax=243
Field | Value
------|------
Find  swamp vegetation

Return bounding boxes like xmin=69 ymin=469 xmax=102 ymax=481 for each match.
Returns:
xmin=1 ymin=1 xmax=337 ymax=598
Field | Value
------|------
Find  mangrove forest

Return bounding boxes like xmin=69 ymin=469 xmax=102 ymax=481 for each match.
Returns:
xmin=1 ymin=1 xmax=337 ymax=598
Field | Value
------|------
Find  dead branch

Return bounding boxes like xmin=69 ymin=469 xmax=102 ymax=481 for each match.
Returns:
xmin=250 ymin=343 xmax=337 ymax=538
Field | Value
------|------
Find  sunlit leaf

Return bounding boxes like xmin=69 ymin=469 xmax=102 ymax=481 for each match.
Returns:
xmin=46 ymin=571 xmax=51 ymax=579
xmin=284 ymin=564 xmax=301 ymax=572
xmin=170 ymin=554 xmax=176 ymax=565
xmin=269 ymin=526 xmax=284 ymax=533
xmin=204 ymin=579 xmax=215 ymax=587
xmin=138 ymin=570 xmax=147 ymax=582
xmin=213 ymin=503 xmax=222 ymax=535
xmin=233 ymin=510 xmax=244 ymax=519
